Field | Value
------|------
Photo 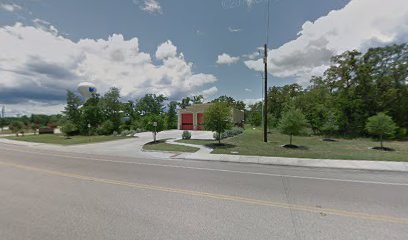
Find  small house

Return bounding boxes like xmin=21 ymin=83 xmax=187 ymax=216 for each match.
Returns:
xmin=177 ymin=103 xmax=244 ymax=130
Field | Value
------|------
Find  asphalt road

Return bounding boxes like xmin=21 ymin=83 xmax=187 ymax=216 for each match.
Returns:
xmin=0 ymin=143 xmax=407 ymax=240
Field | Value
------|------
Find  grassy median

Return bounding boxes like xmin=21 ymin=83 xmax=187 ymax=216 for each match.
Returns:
xmin=178 ymin=128 xmax=408 ymax=162
xmin=143 ymin=139 xmax=199 ymax=153
xmin=5 ymin=134 xmax=129 ymax=145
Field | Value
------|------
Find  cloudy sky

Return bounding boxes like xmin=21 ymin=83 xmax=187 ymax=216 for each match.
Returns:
xmin=0 ymin=0 xmax=407 ymax=116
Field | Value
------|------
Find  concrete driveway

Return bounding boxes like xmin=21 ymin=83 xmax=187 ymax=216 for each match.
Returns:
xmin=0 ymin=130 xmax=214 ymax=159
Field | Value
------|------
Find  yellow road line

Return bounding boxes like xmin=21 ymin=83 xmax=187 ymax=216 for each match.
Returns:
xmin=0 ymin=160 xmax=408 ymax=225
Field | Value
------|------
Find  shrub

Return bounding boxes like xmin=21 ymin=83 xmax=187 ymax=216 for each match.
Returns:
xmin=97 ymin=120 xmax=114 ymax=135
xmin=182 ymin=130 xmax=192 ymax=140
xmin=121 ymin=130 xmax=136 ymax=136
xmin=60 ymin=121 xmax=78 ymax=137
xmin=9 ymin=121 xmax=25 ymax=136
xmin=213 ymin=127 xmax=243 ymax=140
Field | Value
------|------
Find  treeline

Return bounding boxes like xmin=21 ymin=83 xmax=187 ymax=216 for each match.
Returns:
xmin=0 ymin=114 xmax=62 ymax=133
xmin=247 ymin=43 xmax=408 ymax=138
xmin=63 ymin=87 xmax=246 ymax=136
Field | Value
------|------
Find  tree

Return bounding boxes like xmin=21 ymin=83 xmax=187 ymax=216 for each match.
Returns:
xmin=247 ymin=102 xmax=262 ymax=127
xmin=9 ymin=121 xmax=24 ymax=137
xmin=179 ymin=97 xmax=191 ymax=109
xmin=99 ymin=87 xmax=122 ymax=132
xmin=211 ymin=95 xmax=245 ymax=110
xmin=63 ymin=90 xmax=82 ymax=127
xmin=0 ymin=118 xmax=6 ymax=132
xmin=366 ymin=112 xmax=397 ymax=149
xmin=97 ymin=120 xmax=115 ymax=135
xmin=80 ymin=94 xmax=102 ymax=135
xmin=61 ymin=120 xmax=78 ymax=137
xmin=192 ymin=95 xmax=204 ymax=104
xmin=30 ymin=114 xmax=49 ymax=128
xmin=278 ymin=108 xmax=307 ymax=145
xmin=135 ymin=94 xmax=167 ymax=116
xmin=143 ymin=114 xmax=165 ymax=143
xmin=166 ymin=101 xmax=178 ymax=129
xmin=203 ymin=102 xmax=232 ymax=144
xmin=321 ymin=111 xmax=339 ymax=138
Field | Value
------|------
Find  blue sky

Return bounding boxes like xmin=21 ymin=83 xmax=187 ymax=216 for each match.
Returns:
xmin=0 ymin=0 xmax=407 ymax=115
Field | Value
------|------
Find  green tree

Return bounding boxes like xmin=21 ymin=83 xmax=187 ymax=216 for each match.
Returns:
xmin=192 ymin=95 xmax=204 ymax=104
xmin=9 ymin=121 xmax=24 ymax=137
xmin=166 ymin=101 xmax=178 ymax=129
xmin=211 ymin=95 xmax=245 ymax=110
xmin=0 ymin=118 xmax=7 ymax=132
xmin=99 ymin=87 xmax=122 ymax=132
xmin=203 ymin=102 xmax=232 ymax=144
xmin=143 ymin=114 xmax=165 ymax=142
xmin=63 ymin=90 xmax=82 ymax=127
xmin=80 ymin=94 xmax=102 ymax=135
xmin=179 ymin=97 xmax=191 ymax=109
xmin=97 ymin=120 xmax=115 ymax=135
xmin=30 ymin=114 xmax=49 ymax=127
xmin=321 ymin=111 xmax=339 ymax=138
xmin=135 ymin=94 xmax=167 ymax=116
xmin=61 ymin=120 xmax=78 ymax=137
xmin=278 ymin=108 xmax=307 ymax=145
xmin=366 ymin=112 xmax=397 ymax=149
xmin=247 ymin=102 xmax=262 ymax=127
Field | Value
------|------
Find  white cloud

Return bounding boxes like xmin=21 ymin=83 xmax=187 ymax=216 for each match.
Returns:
xmin=228 ymin=26 xmax=242 ymax=33
xmin=0 ymin=23 xmax=217 ymax=115
xmin=155 ymin=40 xmax=177 ymax=60
xmin=243 ymin=98 xmax=262 ymax=107
xmin=216 ymin=53 xmax=240 ymax=65
xmin=244 ymin=88 xmax=252 ymax=92
xmin=0 ymin=3 xmax=22 ymax=12
xmin=244 ymin=0 xmax=408 ymax=84
xmin=200 ymin=86 xmax=218 ymax=98
xmin=32 ymin=18 xmax=59 ymax=35
xmin=242 ymin=51 xmax=260 ymax=60
xmin=135 ymin=0 xmax=162 ymax=14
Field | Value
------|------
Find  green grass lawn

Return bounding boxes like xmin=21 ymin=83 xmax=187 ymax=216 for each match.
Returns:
xmin=178 ymin=128 xmax=408 ymax=162
xmin=4 ymin=134 xmax=129 ymax=145
xmin=143 ymin=139 xmax=199 ymax=153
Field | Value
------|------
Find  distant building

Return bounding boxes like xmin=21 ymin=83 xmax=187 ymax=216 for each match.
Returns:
xmin=1 ymin=105 xmax=4 ymax=118
xmin=177 ymin=103 xmax=244 ymax=130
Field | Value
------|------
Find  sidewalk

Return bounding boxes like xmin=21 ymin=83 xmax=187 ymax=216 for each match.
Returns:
xmin=1 ymin=136 xmax=407 ymax=172
xmin=167 ymin=139 xmax=408 ymax=172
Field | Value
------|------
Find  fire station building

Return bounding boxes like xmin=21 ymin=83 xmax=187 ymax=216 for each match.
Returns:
xmin=177 ymin=103 xmax=245 ymax=130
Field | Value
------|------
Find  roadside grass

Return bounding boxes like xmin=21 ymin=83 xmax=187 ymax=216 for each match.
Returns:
xmin=178 ymin=128 xmax=408 ymax=162
xmin=4 ymin=134 xmax=129 ymax=145
xmin=143 ymin=139 xmax=199 ymax=153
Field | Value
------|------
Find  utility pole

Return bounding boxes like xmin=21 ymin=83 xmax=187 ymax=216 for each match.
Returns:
xmin=263 ymin=43 xmax=268 ymax=143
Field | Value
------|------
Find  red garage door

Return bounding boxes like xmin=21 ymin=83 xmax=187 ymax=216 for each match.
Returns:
xmin=181 ymin=113 xmax=193 ymax=130
xmin=197 ymin=113 xmax=204 ymax=130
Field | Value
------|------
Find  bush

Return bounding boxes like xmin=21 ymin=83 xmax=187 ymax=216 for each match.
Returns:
xmin=97 ymin=120 xmax=114 ymax=135
xmin=213 ymin=127 xmax=244 ymax=140
xmin=9 ymin=121 xmax=25 ymax=136
xmin=121 ymin=130 xmax=136 ymax=136
xmin=182 ymin=130 xmax=191 ymax=140
xmin=60 ymin=121 xmax=78 ymax=136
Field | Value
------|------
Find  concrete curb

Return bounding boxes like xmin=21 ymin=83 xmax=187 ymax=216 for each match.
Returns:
xmin=167 ymin=139 xmax=408 ymax=172
xmin=175 ymin=154 xmax=408 ymax=172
